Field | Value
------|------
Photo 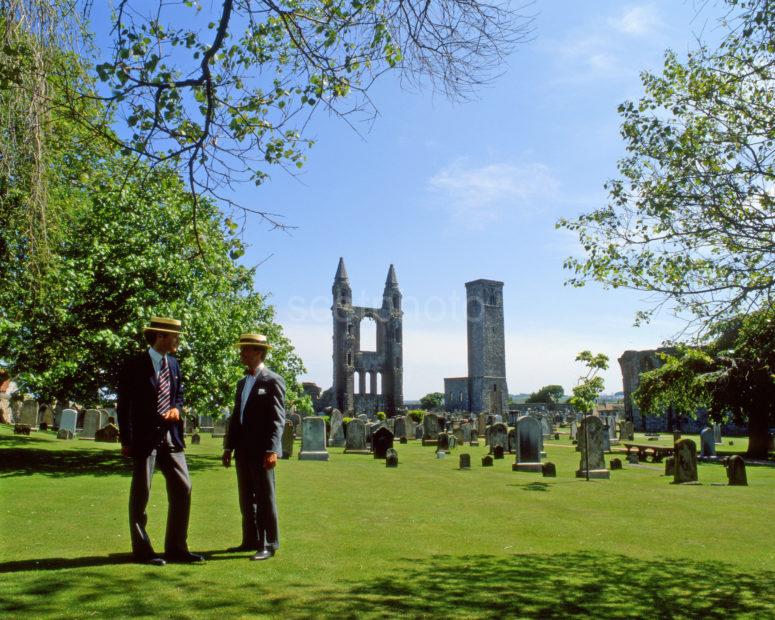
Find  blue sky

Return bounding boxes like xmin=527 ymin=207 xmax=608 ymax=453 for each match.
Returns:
xmin=93 ymin=1 xmax=729 ymax=399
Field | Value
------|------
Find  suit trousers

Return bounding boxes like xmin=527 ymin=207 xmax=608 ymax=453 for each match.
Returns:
xmin=235 ymin=451 xmax=279 ymax=551
xmin=129 ymin=447 xmax=192 ymax=557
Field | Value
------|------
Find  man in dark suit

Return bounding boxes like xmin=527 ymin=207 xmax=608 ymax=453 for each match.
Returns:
xmin=117 ymin=317 xmax=204 ymax=565
xmin=222 ymin=333 xmax=286 ymax=561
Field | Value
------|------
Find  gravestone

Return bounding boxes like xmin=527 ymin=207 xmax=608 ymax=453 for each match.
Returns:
xmin=459 ymin=453 xmax=471 ymax=470
xmin=453 ymin=427 xmax=465 ymax=446
xmin=414 ymin=424 xmax=424 ymax=440
xmin=493 ymin=445 xmax=505 ymax=460
xmin=386 ymin=448 xmax=398 ymax=468
xmin=14 ymin=424 xmax=31 ymax=435
xmin=482 ymin=455 xmax=494 ymax=467
xmin=542 ymin=462 xmax=556 ymax=477
xmin=488 ymin=423 xmax=508 ymax=455
xmin=80 ymin=409 xmax=101 ymax=439
xmin=462 ymin=422 xmax=472 ymax=443
xmin=700 ymin=427 xmax=717 ymax=458
xmin=393 ymin=416 xmax=407 ymax=440
xmin=673 ymin=438 xmax=698 ymax=484
xmin=436 ymin=450 xmax=446 ymax=459
xmin=576 ymin=416 xmax=610 ymax=479
xmin=608 ymin=415 xmax=619 ymax=444
xmin=540 ymin=416 xmax=552 ymax=438
xmin=20 ymin=400 xmax=39 ymax=428
xmin=627 ymin=452 xmax=640 ymax=464
xmin=56 ymin=429 xmax=74 ymax=440
xmin=98 ymin=409 xmax=110 ymax=429
xmin=726 ymin=455 xmax=747 ymax=486
xmin=512 ymin=416 xmax=543 ymax=472
xmin=344 ymin=419 xmax=370 ymax=454
xmin=405 ymin=416 xmax=416 ymax=439
xmin=372 ymin=427 xmax=395 ymax=459
xmin=714 ymin=423 xmax=723 ymax=445
xmin=399 ymin=436 xmax=407 ymax=444
xmin=507 ymin=428 xmax=517 ymax=453
xmin=328 ymin=409 xmax=345 ymax=448
xmin=470 ymin=430 xmax=479 ymax=447
xmin=569 ymin=420 xmax=578 ymax=441
xmin=664 ymin=456 xmax=674 ymax=476
xmin=299 ymin=416 xmax=329 ymax=461
xmin=40 ymin=404 xmax=55 ymax=428
xmin=212 ymin=416 xmax=228 ymax=438
xmin=94 ymin=424 xmax=120 ymax=443
xmin=0 ymin=394 xmax=11 ymax=425
xmin=610 ymin=458 xmax=623 ymax=470
xmin=618 ymin=420 xmax=634 ymax=442
xmin=198 ymin=415 xmax=214 ymax=432
xmin=437 ymin=432 xmax=450 ymax=452
xmin=191 ymin=433 xmax=201 ymax=445
xmin=281 ymin=421 xmax=294 ymax=459
xmin=59 ymin=408 xmax=78 ymax=435
xmin=477 ymin=414 xmax=487 ymax=438
xmin=602 ymin=426 xmax=611 ymax=452
xmin=289 ymin=413 xmax=302 ymax=437
xmin=422 ymin=413 xmax=441 ymax=445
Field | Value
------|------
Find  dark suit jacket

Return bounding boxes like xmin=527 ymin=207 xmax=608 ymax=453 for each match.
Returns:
xmin=224 ymin=367 xmax=286 ymax=455
xmin=117 ymin=350 xmax=185 ymax=455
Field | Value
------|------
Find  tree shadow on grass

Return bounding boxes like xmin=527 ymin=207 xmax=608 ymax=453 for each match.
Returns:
xmin=0 ymin=448 xmax=221 ymax=478
xmin=3 ymin=551 xmax=774 ymax=618
xmin=0 ymin=433 xmax=52 ymax=445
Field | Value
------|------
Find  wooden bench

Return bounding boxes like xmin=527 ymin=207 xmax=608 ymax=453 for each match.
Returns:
xmin=622 ymin=443 xmax=674 ymax=462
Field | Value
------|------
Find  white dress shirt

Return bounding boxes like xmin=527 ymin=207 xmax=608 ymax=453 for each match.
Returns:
xmin=147 ymin=347 xmax=168 ymax=377
xmin=240 ymin=363 xmax=265 ymax=424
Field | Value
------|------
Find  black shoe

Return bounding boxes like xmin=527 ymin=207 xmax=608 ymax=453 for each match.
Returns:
xmin=166 ymin=551 xmax=205 ymax=563
xmin=250 ymin=549 xmax=275 ymax=561
xmin=134 ymin=555 xmax=166 ymax=566
xmin=226 ymin=544 xmax=256 ymax=552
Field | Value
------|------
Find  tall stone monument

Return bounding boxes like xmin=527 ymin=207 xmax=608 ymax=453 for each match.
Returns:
xmin=332 ymin=258 xmax=403 ymax=416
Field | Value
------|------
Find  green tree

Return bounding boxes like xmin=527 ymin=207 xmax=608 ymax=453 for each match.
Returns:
xmin=635 ymin=305 xmax=775 ymax=458
xmin=0 ymin=55 xmax=310 ymax=416
xmin=526 ymin=384 xmax=564 ymax=409
xmin=419 ymin=392 xmax=444 ymax=411
xmin=558 ymin=0 xmax=774 ymax=328
xmin=568 ymin=351 xmax=609 ymax=415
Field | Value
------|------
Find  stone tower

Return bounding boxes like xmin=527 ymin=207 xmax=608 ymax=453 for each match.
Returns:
xmin=332 ymin=258 xmax=403 ymax=416
xmin=465 ymin=279 xmax=508 ymax=415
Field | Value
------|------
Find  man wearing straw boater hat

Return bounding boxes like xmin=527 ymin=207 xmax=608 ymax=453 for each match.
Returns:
xmin=222 ymin=333 xmax=286 ymax=561
xmin=117 ymin=317 xmax=204 ymax=565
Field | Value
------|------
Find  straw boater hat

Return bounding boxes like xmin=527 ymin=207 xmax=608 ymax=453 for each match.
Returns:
xmin=143 ymin=317 xmax=183 ymax=334
xmin=235 ymin=333 xmax=272 ymax=349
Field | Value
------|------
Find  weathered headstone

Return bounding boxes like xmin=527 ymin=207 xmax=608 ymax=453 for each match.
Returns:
xmin=470 ymin=430 xmax=479 ymax=447
xmin=461 ymin=422 xmax=472 ymax=443
xmin=482 ymin=455 xmax=493 ymax=467
xmin=14 ymin=424 xmax=31 ymax=435
xmin=726 ymin=455 xmax=747 ymax=486
xmin=714 ymin=422 xmax=723 ymax=445
xmin=59 ymin=408 xmax=78 ymax=437
xmin=453 ymin=427 xmax=465 ymax=446
xmin=191 ymin=433 xmax=201 ymax=445
xmin=437 ymin=432 xmax=450 ymax=452
xmin=673 ymin=438 xmax=698 ymax=484
xmin=198 ymin=415 xmax=214 ymax=432
xmin=344 ymin=419 xmax=369 ymax=454
xmin=281 ymin=421 xmax=294 ymax=459
xmin=627 ymin=452 xmax=640 ymax=464
xmin=700 ymin=427 xmax=717 ymax=458
xmin=542 ymin=462 xmax=556 ymax=477
xmin=513 ymin=416 xmax=543 ymax=472
xmin=569 ymin=420 xmax=578 ymax=441
xmin=493 ymin=445 xmax=505 ymax=460
xmin=372 ymin=427 xmax=395 ymax=459
xmin=39 ymin=404 xmax=55 ymax=428
xmin=459 ymin=453 xmax=471 ymax=469
xmin=0 ymin=394 xmax=11 ymax=424
xmin=422 ymin=413 xmax=441 ymax=445
xmin=20 ymin=400 xmax=39 ymax=428
xmin=94 ymin=424 xmax=120 ymax=443
xmin=618 ymin=420 xmax=634 ymax=442
xmin=664 ymin=456 xmax=674 ymax=476
xmin=289 ymin=412 xmax=302 ymax=437
xmin=386 ymin=448 xmax=398 ymax=468
xmin=299 ymin=416 xmax=329 ymax=461
xmin=436 ymin=450 xmax=446 ymax=459
xmin=507 ymin=428 xmax=517 ymax=453
xmin=488 ymin=423 xmax=508 ymax=455
xmin=56 ymin=429 xmax=74 ymax=440
xmin=414 ymin=424 xmax=424 ymax=440
xmin=328 ymin=409 xmax=345 ymax=447
xmin=393 ymin=416 xmax=407 ymax=440
xmin=477 ymin=414 xmax=487 ymax=438
xmin=80 ymin=409 xmax=101 ymax=439
xmin=610 ymin=458 xmax=623 ymax=470
xmin=602 ymin=426 xmax=611 ymax=452
xmin=576 ymin=416 xmax=610 ymax=479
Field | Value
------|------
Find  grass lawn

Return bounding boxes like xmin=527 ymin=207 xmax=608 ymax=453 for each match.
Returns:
xmin=1 ymin=424 xmax=774 ymax=619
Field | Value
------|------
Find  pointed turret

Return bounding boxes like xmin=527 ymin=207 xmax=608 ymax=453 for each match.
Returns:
xmin=384 ymin=264 xmax=398 ymax=288
xmin=334 ymin=257 xmax=349 ymax=282
xmin=383 ymin=263 xmax=401 ymax=312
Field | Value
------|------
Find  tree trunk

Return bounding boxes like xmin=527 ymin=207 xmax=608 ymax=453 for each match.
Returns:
xmin=746 ymin=408 xmax=770 ymax=459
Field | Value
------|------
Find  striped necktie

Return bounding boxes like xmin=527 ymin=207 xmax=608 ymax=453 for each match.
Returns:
xmin=157 ymin=357 xmax=171 ymax=417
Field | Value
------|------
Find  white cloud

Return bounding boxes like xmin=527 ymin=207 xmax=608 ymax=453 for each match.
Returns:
xmin=609 ymin=5 xmax=663 ymax=37
xmin=427 ymin=160 xmax=559 ymax=226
